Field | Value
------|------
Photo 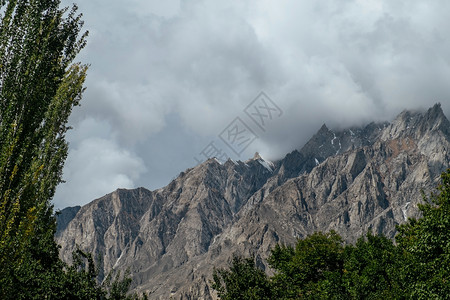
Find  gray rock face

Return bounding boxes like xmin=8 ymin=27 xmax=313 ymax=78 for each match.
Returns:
xmin=56 ymin=104 xmax=450 ymax=299
xmin=56 ymin=206 xmax=81 ymax=234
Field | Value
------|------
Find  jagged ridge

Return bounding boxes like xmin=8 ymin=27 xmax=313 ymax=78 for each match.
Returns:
xmin=56 ymin=104 xmax=450 ymax=299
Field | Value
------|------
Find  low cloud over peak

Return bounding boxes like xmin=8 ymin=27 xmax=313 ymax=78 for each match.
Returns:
xmin=55 ymin=0 xmax=450 ymax=208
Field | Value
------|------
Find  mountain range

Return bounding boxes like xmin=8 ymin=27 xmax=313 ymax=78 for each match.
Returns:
xmin=56 ymin=103 xmax=450 ymax=299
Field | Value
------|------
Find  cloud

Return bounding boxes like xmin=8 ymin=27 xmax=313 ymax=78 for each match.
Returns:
xmin=54 ymin=0 xmax=450 ymax=208
xmin=54 ymin=119 xmax=147 ymax=208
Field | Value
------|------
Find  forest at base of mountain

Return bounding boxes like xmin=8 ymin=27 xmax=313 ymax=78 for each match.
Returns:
xmin=212 ymin=169 xmax=450 ymax=299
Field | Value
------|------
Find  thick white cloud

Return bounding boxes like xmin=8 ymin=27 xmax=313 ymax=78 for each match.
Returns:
xmin=54 ymin=132 xmax=147 ymax=208
xmin=54 ymin=0 xmax=450 ymax=208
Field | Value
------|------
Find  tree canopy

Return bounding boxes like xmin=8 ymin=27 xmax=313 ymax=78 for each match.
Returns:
xmin=0 ymin=0 xmax=88 ymax=297
xmin=0 ymin=1 xmax=138 ymax=299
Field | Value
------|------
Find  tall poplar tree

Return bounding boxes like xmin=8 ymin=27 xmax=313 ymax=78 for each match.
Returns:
xmin=0 ymin=0 xmax=91 ymax=297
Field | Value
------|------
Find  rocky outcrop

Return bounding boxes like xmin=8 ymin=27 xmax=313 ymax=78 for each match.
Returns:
xmin=56 ymin=104 xmax=450 ymax=299
xmin=56 ymin=206 xmax=81 ymax=234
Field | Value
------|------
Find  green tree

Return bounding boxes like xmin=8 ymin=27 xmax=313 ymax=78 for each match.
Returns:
xmin=268 ymin=231 xmax=347 ymax=299
xmin=211 ymin=256 xmax=273 ymax=300
xmin=57 ymin=249 xmax=106 ymax=299
xmin=0 ymin=0 xmax=93 ymax=298
xmin=343 ymin=232 xmax=404 ymax=299
xmin=396 ymin=169 xmax=450 ymax=299
xmin=103 ymin=269 xmax=134 ymax=300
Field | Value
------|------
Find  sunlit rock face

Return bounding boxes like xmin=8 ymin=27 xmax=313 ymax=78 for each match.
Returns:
xmin=57 ymin=104 xmax=450 ymax=299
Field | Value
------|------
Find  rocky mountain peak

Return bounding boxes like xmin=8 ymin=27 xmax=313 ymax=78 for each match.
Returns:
xmin=423 ymin=103 xmax=450 ymax=136
xmin=318 ymin=123 xmax=329 ymax=133
xmin=252 ymin=152 xmax=262 ymax=160
xmin=382 ymin=103 xmax=450 ymax=141
xmin=425 ymin=102 xmax=446 ymax=122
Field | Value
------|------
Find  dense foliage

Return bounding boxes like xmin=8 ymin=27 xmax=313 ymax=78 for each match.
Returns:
xmin=212 ymin=256 xmax=273 ymax=300
xmin=212 ymin=169 xmax=450 ymax=299
xmin=0 ymin=1 xmax=136 ymax=298
xmin=395 ymin=169 xmax=450 ymax=298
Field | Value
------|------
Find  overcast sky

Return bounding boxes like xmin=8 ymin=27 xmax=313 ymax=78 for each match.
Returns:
xmin=54 ymin=0 xmax=450 ymax=209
